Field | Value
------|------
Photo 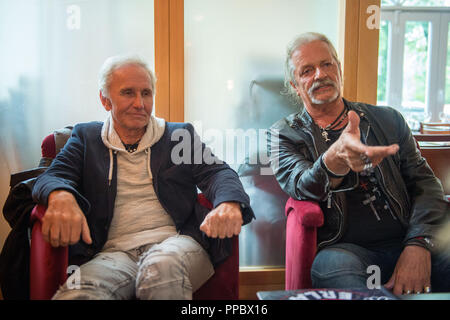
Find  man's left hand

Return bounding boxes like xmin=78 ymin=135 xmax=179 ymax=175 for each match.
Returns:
xmin=200 ymin=202 xmax=243 ymax=239
xmin=384 ymin=245 xmax=431 ymax=295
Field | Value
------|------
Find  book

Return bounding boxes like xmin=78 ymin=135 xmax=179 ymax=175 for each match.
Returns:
xmin=257 ymin=287 xmax=398 ymax=300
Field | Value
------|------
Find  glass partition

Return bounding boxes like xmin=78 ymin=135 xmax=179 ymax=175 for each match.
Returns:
xmin=185 ymin=0 xmax=341 ymax=267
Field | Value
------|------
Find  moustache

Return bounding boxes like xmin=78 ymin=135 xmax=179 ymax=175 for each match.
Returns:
xmin=308 ymin=79 xmax=338 ymax=96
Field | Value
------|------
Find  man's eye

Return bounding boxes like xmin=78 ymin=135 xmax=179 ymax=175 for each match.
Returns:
xmin=142 ymin=90 xmax=152 ymax=97
xmin=302 ymin=68 xmax=312 ymax=76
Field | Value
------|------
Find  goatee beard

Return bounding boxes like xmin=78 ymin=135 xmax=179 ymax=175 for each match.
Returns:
xmin=308 ymin=79 xmax=339 ymax=104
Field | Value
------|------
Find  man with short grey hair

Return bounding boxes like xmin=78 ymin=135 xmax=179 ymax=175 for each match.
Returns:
xmin=269 ymin=32 xmax=449 ymax=295
xmin=32 ymin=54 xmax=254 ymax=300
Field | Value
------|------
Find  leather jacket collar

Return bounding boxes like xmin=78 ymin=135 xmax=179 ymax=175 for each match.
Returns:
xmin=290 ymin=98 xmax=371 ymax=159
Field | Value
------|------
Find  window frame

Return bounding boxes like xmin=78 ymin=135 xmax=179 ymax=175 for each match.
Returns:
xmin=380 ymin=7 xmax=450 ymax=122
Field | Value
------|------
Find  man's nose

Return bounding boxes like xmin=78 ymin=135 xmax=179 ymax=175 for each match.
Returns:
xmin=133 ymin=93 xmax=145 ymax=108
xmin=314 ymin=66 xmax=327 ymax=80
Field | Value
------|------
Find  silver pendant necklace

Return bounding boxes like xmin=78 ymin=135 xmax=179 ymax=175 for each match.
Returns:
xmin=319 ymin=106 xmax=348 ymax=143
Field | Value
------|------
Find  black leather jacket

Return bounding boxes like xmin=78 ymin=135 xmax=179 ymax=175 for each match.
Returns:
xmin=268 ymin=99 xmax=448 ymax=251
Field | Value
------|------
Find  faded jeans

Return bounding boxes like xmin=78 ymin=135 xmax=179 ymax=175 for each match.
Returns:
xmin=52 ymin=234 xmax=214 ymax=300
xmin=311 ymin=242 xmax=450 ymax=292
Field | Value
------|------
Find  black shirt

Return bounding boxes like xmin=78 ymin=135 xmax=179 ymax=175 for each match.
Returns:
xmin=324 ymin=127 xmax=406 ymax=248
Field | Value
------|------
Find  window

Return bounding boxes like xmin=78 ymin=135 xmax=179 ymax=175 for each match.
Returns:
xmin=378 ymin=0 xmax=450 ymax=130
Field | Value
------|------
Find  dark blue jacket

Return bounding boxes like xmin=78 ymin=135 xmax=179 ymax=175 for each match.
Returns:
xmin=32 ymin=121 xmax=254 ymax=266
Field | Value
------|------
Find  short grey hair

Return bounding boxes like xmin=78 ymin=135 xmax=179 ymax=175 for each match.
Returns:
xmin=98 ymin=54 xmax=156 ymax=98
xmin=283 ymin=32 xmax=341 ymax=104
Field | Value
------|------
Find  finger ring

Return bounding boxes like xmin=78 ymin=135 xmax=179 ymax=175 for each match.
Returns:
xmin=363 ymin=162 xmax=373 ymax=171
xmin=360 ymin=153 xmax=370 ymax=163
xmin=425 ymin=286 xmax=431 ymax=293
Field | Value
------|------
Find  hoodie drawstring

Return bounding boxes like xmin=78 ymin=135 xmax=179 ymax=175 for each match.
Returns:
xmin=108 ymin=149 xmax=114 ymax=186
xmin=145 ymin=148 xmax=152 ymax=180
xmin=107 ymin=148 xmax=152 ymax=186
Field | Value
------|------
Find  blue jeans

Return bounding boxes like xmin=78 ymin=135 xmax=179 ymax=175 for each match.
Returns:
xmin=311 ymin=242 xmax=450 ymax=292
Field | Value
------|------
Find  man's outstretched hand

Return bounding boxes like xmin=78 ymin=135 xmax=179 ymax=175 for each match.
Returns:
xmin=323 ymin=110 xmax=399 ymax=175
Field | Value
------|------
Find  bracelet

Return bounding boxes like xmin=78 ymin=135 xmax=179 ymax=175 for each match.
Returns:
xmin=320 ymin=155 xmax=349 ymax=179
xmin=406 ymin=236 xmax=435 ymax=251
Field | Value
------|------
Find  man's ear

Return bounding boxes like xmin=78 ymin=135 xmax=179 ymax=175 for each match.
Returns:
xmin=99 ymin=91 xmax=111 ymax=111
xmin=290 ymin=81 xmax=301 ymax=97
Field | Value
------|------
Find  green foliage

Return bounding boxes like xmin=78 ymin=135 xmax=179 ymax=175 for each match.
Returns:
xmin=446 ymin=25 xmax=450 ymax=104
xmin=377 ymin=21 xmax=389 ymax=103
xmin=403 ymin=21 xmax=428 ymax=105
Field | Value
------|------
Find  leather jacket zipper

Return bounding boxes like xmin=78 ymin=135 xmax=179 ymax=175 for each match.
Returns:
xmin=376 ymin=166 xmax=402 ymax=220
xmin=320 ymin=174 xmax=360 ymax=249
xmin=304 ymin=129 xmax=351 ymax=249
xmin=319 ymin=116 xmax=368 ymax=249
xmin=362 ymin=120 xmax=402 ymax=221
xmin=319 ymin=195 xmax=344 ymax=250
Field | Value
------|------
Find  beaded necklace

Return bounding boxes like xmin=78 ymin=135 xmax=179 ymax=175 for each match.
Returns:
xmin=318 ymin=105 xmax=348 ymax=142
xmin=122 ymin=140 xmax=140 ymax=153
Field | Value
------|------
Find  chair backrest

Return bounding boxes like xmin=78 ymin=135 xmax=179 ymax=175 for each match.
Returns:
xmin=419 ymin=122 xmax=450 ymax=134
xmin=39 ymin=126 xmax=73 ymax=166
xmin=414 ymin=134 xmax=450 ymax=195
xmin=419 ymin=147 xmax=450 ymax=195
xmin=414 ymin=133 xmax=450 ymax=142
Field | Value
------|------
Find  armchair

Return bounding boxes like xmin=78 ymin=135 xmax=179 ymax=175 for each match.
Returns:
xmin=284 ymin=199 xmax=323 ymax=290
xmin=29 ymin=128 xmax=239 ymax=300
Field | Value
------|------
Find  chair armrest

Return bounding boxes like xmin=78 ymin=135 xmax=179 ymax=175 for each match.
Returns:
xmin=285 ymin=198 xmax=324 ymax=228
xmin=193 ymin=193 xmax=239 ymax=300
xmin=284 ymin=197 xmax=324 ymax=290
xmin=29 ymin=204 xmax=68 ymax=300
xmin=197 ymin=193 xmax=213 ymax=210
xmin=30 ymin=203 xmax=47 ymax=224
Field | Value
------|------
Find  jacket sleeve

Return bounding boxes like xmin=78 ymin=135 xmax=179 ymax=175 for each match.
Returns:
xmin=267 ymin=122 xmax=333 ymax=202
xmin=32 ymin=124 xmax=90 ymax=214
xmin=185 ymin=123 xmax=255 ymax=225
xmin=393 ymin=109 xmax=448 ymax=244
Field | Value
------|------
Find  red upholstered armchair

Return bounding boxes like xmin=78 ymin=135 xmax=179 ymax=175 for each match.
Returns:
xmin=29 ymin=129 xmax=239 ymax=300
xmin=284 ymin=198 xmax=323 ymax=290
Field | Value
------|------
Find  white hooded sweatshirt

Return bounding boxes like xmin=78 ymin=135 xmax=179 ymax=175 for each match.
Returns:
xmin=100 ymin=114 xmax=177 ymax=252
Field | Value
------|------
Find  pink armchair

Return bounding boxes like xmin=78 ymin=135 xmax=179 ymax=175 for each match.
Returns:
xmin=29 ymin=130 xmax=239 ymax=300
xmin=284 ymin=198 xmax=324 ymax=290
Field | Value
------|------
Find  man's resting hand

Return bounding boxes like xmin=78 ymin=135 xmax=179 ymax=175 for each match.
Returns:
xmin=384 ymin=245 xmax=432 ymax=295
xmin=42 ymin=190 xmax=92 ymax=247
xmin=200 ymin=202 xmax=243 ymax=239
